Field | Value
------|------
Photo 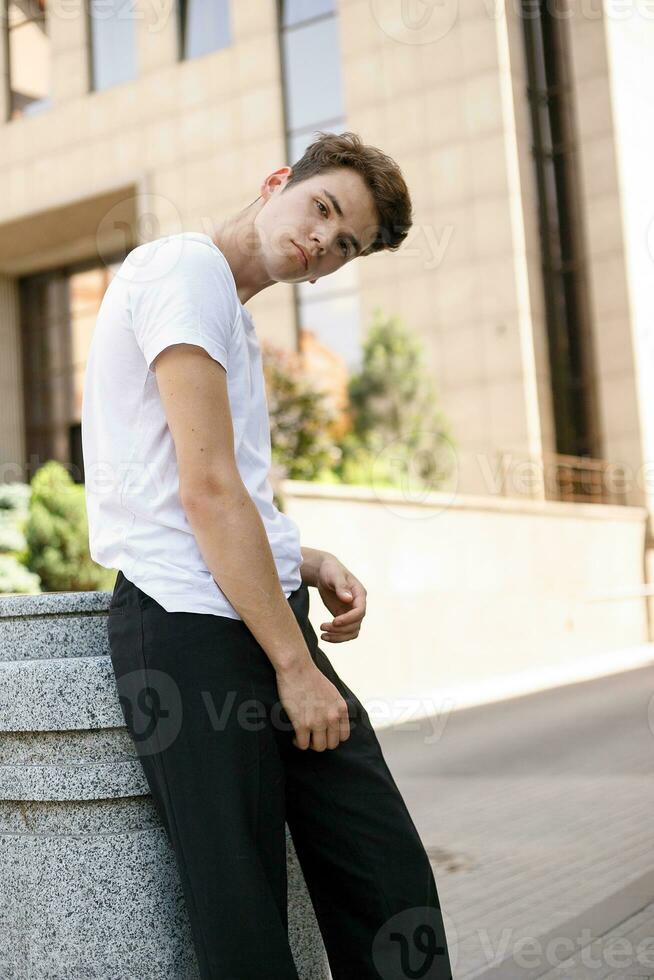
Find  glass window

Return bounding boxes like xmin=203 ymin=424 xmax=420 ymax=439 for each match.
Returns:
xmin=281 ymin=16 xmax=344 ymax=132
xmin=288 ymin=118 xmax=347 ymax=171
xmin=88 ymin=0 xmax=138 ymax=92
xmin=297 ymin=263 xmax=363 ymax=372
xmin=178 ymin=0 xmax=231 ymax=60
xmin=278 ymin=0 xmax=362 ymax=393
xmin=282 ymin=0 xmax=335 ymax=28
xmin=7 ymin=0 xmax=51 ymax=120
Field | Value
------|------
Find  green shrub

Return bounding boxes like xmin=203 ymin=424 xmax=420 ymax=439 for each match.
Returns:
xmin=335 ymin=309 xmax=455 ymax=491
xmin=23 ymin=461 xmax=115 ymax=593
xmin=262 ymin=339 xmax=342 ymax=487
xmin=0 ymin=482 xmax=41 ymax=594
xmin=0 ymin=554 xmax=41 ymax=595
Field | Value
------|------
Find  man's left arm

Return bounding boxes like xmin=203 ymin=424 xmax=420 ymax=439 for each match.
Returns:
xmin=300 ymin=546 xmax=367 ymax=643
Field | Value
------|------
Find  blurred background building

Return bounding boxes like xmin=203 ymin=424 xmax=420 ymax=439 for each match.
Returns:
xmin=1 ymin=0 xmax=654 ymax=702
xmin=2 ymin=0 xmax=653 ymax=504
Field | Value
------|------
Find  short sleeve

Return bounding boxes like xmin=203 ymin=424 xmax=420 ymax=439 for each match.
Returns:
xmin=126 ymin=236 xmax=238 ymax=373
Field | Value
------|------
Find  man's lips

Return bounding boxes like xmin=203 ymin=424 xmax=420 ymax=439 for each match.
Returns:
xmin=292 ymin=241 xmax=308 ymax=272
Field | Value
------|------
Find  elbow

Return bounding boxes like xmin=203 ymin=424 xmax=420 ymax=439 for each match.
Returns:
xmin=180 ymin=471 xmax=243 ymax=513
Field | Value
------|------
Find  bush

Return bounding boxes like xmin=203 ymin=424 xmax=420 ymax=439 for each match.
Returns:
xmin=0 ymin=554 xmax=41 ymax=595
xmin=23 ymin=461 xmax=115 ymax=593
xmin=334 ymin=309 xmax=455 ymax=491
xmin=0 ymin=482 xmax=41 ymax=595
xmin=262 ymin=339 xmax=342 ymax=490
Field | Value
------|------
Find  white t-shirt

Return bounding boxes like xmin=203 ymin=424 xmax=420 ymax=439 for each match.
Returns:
xmin=81 ymin=231 xmax=304 ymax=618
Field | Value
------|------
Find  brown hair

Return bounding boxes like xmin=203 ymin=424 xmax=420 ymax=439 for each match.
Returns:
xmin=283 ymin=130 xmax=413 ymax=256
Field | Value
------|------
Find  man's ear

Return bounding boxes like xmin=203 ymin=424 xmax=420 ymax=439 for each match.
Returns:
xmin=260 ymin=166 xmax=292 ymax=201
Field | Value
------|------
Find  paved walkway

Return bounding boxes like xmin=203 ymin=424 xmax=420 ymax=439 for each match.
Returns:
xmin=376 ymin=663 xmax=654 ymax=978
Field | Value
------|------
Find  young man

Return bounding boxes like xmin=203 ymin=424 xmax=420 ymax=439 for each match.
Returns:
xmin=81 ymin=131 xmax=452 ymax=979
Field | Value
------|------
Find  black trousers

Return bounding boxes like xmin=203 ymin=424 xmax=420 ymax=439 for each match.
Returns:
xmin=107 ymin=570 xmax=453 ymax=979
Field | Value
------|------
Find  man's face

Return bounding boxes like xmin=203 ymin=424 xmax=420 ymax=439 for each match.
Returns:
xmin=253 ymin=166 xmax=379 ymax=284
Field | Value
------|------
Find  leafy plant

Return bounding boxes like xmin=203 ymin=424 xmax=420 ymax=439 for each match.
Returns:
xmin=0 ymin=554 xmax=41 ymax=595
xmin=334 ymin=308 xmax=455 ymax=491
xmin=0 ymin=482 xmax=41 ymax=594
xmin=262 ymin=339 xmax=342 ymax=487
xmin=23 ymin=461 xmax=115 ymax=593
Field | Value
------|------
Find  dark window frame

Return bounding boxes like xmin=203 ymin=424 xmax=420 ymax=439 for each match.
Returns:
xmin=521 ymin=0 xmax=600 ymax=459
xmin=18 ymin=250 xmax=128 ymax=483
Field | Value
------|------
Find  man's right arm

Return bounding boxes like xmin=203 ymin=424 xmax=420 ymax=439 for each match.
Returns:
xmin=153 ymin=340 xmax=308 ymax=670
xmin=152 ymin=341 xmax=350 ymax=752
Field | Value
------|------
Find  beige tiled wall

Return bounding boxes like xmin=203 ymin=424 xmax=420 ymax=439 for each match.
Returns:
xmin=0 ymin=0 xmax=647 ymax=508
xmin=0 ymin=0 xmax=295 ymax=347
xmin=340 ymin=0 xmax=554 ymax=496
xmin=285 ymin=480 xmax=650 ymax=714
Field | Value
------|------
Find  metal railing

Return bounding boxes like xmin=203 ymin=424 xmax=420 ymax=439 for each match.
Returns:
xmin=497 ymin=450 xmax=630 ymax=505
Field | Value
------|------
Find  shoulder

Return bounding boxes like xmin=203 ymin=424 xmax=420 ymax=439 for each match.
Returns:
xmin=125 ymin=233 xmax=239 ymax=312
xmin=123 ymin=233 xmax=233 ymax=286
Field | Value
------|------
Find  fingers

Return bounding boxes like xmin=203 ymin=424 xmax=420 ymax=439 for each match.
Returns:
xmin=320 ymin=628 xmax=360 ymax=643
xmin=320 ymin=589 xmax=366 ymax=635
xmin=333 ymin=591 xmax=366 ymax=625
xmin=293 ymin=708 xmax=351 ymax=752
xmin=292 ymin=726 xmax=311 ymax=751
xmin=311 ymin=729 xmax=328 ymax=752
xmin=320 ymin=615 xmax=362 ymax=641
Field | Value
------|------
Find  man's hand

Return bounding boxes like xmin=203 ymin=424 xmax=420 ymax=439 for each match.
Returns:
xmin=316 ymin=554 xmax=367 ymax=643
xmin=275 ymin=659 xmax=351 ymax=751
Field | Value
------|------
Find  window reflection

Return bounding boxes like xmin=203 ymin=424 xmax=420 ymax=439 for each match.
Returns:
xmin=279 ymin=0 xmax=362 ymax=404
xmin=299 ymin=282 xmax=362 ymax=373
xmin=282 ymin=0 xmax=336 ymax=28
xmin=88 ymin=0 xmax=138 ymax=92
xmin=281 ymin=15 xmax=344 ymax=133
xmin=8 ymin=0 xmax=51 ymax=120
xmin=178 ymin=0 xmax=231 ymax=60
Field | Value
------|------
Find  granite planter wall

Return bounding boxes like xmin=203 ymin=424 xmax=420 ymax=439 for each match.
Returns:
xmin=0 ymin=589 xmax=329 ymax=979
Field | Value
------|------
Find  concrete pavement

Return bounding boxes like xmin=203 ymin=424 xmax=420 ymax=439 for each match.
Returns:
xmin=377 ymin=663 xmax=654 ymax=978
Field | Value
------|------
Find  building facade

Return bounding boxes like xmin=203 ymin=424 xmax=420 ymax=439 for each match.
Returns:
xmin=1 ymin=0 xmax=653 ymax=520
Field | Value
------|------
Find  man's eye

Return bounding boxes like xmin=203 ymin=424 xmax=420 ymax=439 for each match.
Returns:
xmin=316 ymin=200 xmax=328 ymax=216
xmin=339 ymin=239 xmax=348 ymax=256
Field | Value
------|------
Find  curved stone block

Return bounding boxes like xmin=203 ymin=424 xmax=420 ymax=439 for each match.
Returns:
xmin=0 ymin=589 xmax=330 ymax=979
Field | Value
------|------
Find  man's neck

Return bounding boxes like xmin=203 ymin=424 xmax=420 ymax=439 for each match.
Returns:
xmin=211 ymin=203 xmax=274 ymax=306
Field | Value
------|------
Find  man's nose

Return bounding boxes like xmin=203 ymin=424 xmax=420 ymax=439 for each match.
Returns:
xmin=309 ymin=229 xmax=327 ymax=256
